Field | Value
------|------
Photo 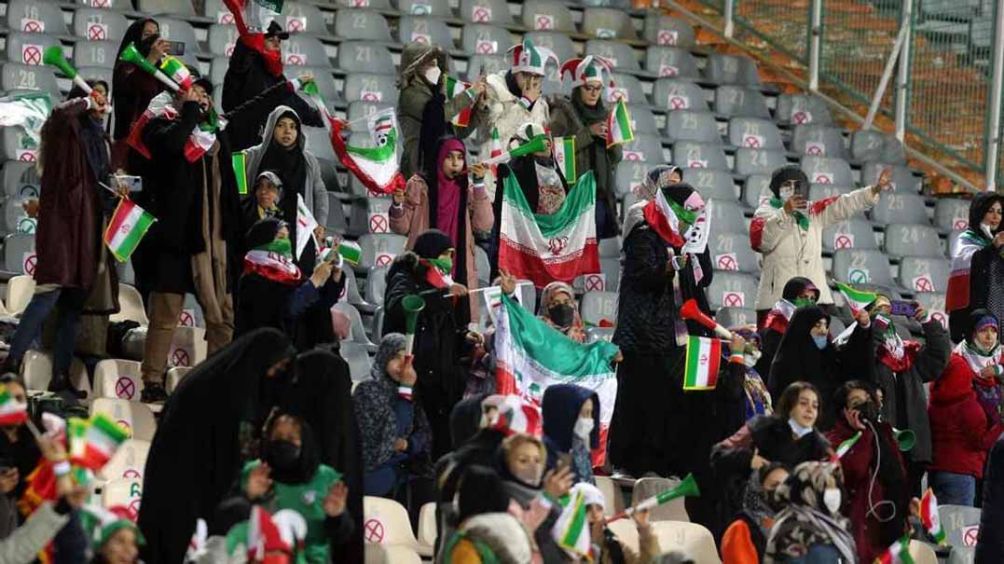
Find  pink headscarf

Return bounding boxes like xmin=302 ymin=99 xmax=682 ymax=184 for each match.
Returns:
xmin=435 ymin=138 xmax=466 ymax=252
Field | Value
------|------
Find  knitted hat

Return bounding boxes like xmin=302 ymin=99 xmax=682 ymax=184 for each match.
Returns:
xmin=79 ymin=505 xmax=146 ymax=551
xmin=559 ymin=56 xmax=612 ymax=87
xmin=508 ymin=38 xmax=558 ymax=76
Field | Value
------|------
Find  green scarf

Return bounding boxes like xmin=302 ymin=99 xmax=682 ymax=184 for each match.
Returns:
xmin=260 ymin=237 xmax=293 ymax=259
xmin=770 ymin=197 xmax=809 ymax=230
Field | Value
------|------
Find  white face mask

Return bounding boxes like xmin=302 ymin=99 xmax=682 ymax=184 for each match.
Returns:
xmin=573 ymin=417 xmax=594 ymax=441
xmin=779 ymin=186 xmax=795 ymax=201
xmin=743 ymin=349 xmax=763 ymax=368
xmin=982 ymin=222 xmax=995 ymax=239
xmin=788 ymin=417 xmax=813 ymax=438
xmin=823 ymin=487 xmax=842 ymax=515
xmin=423 ymin=65 xmax=442 ymax=85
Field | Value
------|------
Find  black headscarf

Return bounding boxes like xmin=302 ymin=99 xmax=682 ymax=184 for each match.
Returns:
xmin=969 ymin=192 xmax=1004 ymax=237
xmin=244 ymin=217 xmax=283 ymax=251
xmin=769 ymin=165 xmax=809 ymax=199
xmin=781 ymin=276 xmax=819 ymax=301
xmin=450 ymin=394 xmax=489 ymax=448
xmin=417 ymin=88 xmax=448 ymax=175
xmin=413 ymin=228 xmax=454 ymax=259
xmin=116 ymin=18 xmax=158 ymax=60
xmin=768 ymin=306 xmax=834 ymax=408
xmin=67 ymin=80 xmax=111 ymax=187
xmin=457 ymin=465 xmax=511 ymax=522
xmin=572 ymin=85 xmax=616 ymax=206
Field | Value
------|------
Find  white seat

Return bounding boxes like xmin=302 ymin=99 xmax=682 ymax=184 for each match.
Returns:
xmin=416 ymin=502 xmax=436 ymax=554
xmin=90 ymin=398 xmax=156 ymax=442
xmin=580 ymin=291 xmax=618 ymax=326
xmin=20 ymin=351 xmax=89 ymax=395
xmin=93 ymin=359 xmax=143 ymax=401
xmin=165 ymin=366 xmax=191 ymax=395
xmin=332 ymin=302 xmax=376 ymax=351
xmin=364 ymin=544 xmax=422 ymax=564
xmin=909 ymin=540 xmax=938 ymax=564
xmin=110 ymin=284 xmax=148 ymax=326
xmin=362 ymin=496 xmax=428 ymax=556
xmin=632 ymin=476 xmax=689 ymax=522
xmin=595 ymin=475 xmax=624 ymax=517
xmin=6 ymin=275 xmax=35 ymax=316
xmin=97 ymin=439 xmax=150 ymax=482
xmin=341 ymin=341 xmax=373 ymax=383
xmin=101 ymin=477 xmax=142 ymax=512
xmin=607 ymin=520 xmax=719 ymax=562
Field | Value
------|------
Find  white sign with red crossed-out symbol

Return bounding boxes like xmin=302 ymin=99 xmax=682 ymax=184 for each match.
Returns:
xmin=411 ymin=32 xmax=431 ymax=44
xmin=962 ymin=525 xmax=980 ymax=547
xmin=123 ymin=468 xmax=142 ymax=480
xmin=792 ymin=110 xmax=811 ymax=125
xmin=472 ymin=6 xmax=492 ymax=22
xmin=952 ymin=217 xmax=968 ymax=231
xmin=657 ymin=30 xmax=678 ymax=46
xmin=116 ymin=419 xmax=132 ymax=434
xmin=21 ymin=18 xmax=44 ymax=33
xmin=913 ymin=274 xmax=935 ymax=293
xmin=716 ymin=253 xmax=739 ymax=271
xmin=833 ymin=233 xmax=855 ymax=250
xmin=669 ymin=95 xmax=689 ymax=110
xmin=364 ymin=518 xmax=385 ymax=543
xmin=88 ymin=23 xmax=108 ymax=41
xmin=286 ymin=16 xmax=306 ymax=33
xmin=22 ymin=252 xmax=36 ymax=276
xmin=351 ymin=0 xmax=370 ymax=7
xmin=17 ymin=149 xmax=37 ymax=162
xmin=360 ymin=90 xmax=383 ymax=102
xmin=368 ymin=213 xmax=389 ymax=234
xmin=115 ymin=376 xmax=137 ymax=400
xmin=607 ymin=88 xmax=628 ymax=103
xmin=814 ymin=172 xmax=833 ymax=184
xmin=743 ymin=134 xmax=764 ymax=149
xmin=285 ymin=53 xmax=307 ymax=66
xmin=687 ymin=159 xmax=707 ymax=169
xmin=90 ymin=0 xmax=112 ymax=7
xmin=534 ymin=14 xmax=554 ymax=30
xmin=805 ymin=141 xmax=825 ymax=156
xmin=659 ymin=64 xmax=679 ymax=77
xmin=930 ymin=311 xmax=948 ymax=330
xmin=623 ymin=151 xmax=644 ymax=162
xmin=218 ymin=11 xmax=235 ymax=24
xmin=169 ymin=345 xmax=192 ymax=368
xmin=722 ymin=291 xmax=745 ymax=308
xmin=375 ymin=253 xmax=395 ymax=267
xmin=21 ymin=45 xmax=42 ymax=66
xmin=475 ymin=40 xmax=498 ymax=54
xmin=583 ymin=273 xmax=605 ymax=292
xmin=177 ymin=309 xmax=195 ymax=328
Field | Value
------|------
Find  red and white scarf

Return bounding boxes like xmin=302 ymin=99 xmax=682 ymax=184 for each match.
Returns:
xmin=126 ymin=92 xmax=226 ymax=163
xmin=954 ymin=340 xmax=1004 ymax=375
xmin=243 ymin=249 xmax=302 ymax=285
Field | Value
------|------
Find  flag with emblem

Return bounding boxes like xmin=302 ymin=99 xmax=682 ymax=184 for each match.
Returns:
xmin=0 ymin=384 xmax=27 ymax=426
xmin=606 ymin=99 xmax=634 ymax=148
xmin=327 ymin=109 xmax=405 ymax=195
xmin=552 ymin=136 xmax=576 ymax=182
xmin=920 ymin=488 xmax=946 ymax=545
xmin=835 ymin=282 xmax=877 ymax=314
xmin=223 ymin=0 xmax=283 ymax=33
xmin=70 ymin=414 xmax=130 ymax=471
xmin=683 ymin=336 xmax=721 ymax=390
xmin=419 ymin=258 xmax=453 ymax=289
xmin=495 ymin=294 xmax=619 ymax=464
xmin=876 ymin=535 xmax=914 ymax=564
xmin=104 ymin=198 xmax=156 ymax=262
xmin=159 ymin=55 xmax=192 ymax=90
xmin=445 ymin=75 xmax=472 ymax=127
xmin=0 ymin=92 xmax=52 ymax=145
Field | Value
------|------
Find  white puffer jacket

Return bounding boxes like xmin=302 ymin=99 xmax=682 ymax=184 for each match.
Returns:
xmin=751 ymin=186 xmax=879 ymax=309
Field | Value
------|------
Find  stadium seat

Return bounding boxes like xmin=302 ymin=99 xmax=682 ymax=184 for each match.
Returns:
xmin=716 ymin=307 xmax=757 ymax=328
xmin=156 ymin=19 xmax=202 ymax=65
xmin=884 ymin=223 xmax=943 ymax=258
xmin=775 ymin=94 xmax=834 ymax=126
xmin=460 ymin=0 xmax=512 ymax=25
xmin=709 ymin=231 xmax=758 ymax=273
xmin=585 ymin=41 xmax=640 ymax=73
xmin=627 ymin=105 xmax=659 ymax=136
xmin=343 ymin=73 xmax=397 ymax=106
xmin=643 ymin=14 xmax=696 ymax=49
xmin=91 ymin=398 xmax=157 ymax=442
xmin=461 ymin=24 xmax=514 ymax=56
xmin=598 ymin=238 xmax=621 ymax=258
xmin=607 ymin=73 xmax=645 ymax=106
xmin=363 ymin=496 xmax=429 ymax=555
xmin=614 ymin=160 xmax=650 ymax=200
xmin=165 ymin=366 xmax=191 ymax=394
xmin=101 ymin=478 xmax=143 ymax=512
xmin=283 ymin=35 xmax=329 ymax=69
xmin=704 ymin=53 xmax=761 ymax=87
xmin=807 ymin=183 xmax=852 ymax=202
xmin=5 ymin=33 xmax=60 ymax=66
xmin=465 ymin=54 xmax=508 ymax=81
xmin=365 ymin=265 xmax=389 ymax=306
xmin=800 ymin=156 xmax=854 ymax=187
xmin=6 ymin=0 xmax=68 ymax=37
xmin=687 ymin=168 xmax=736 ymax=200
xmin=933 ymin=197 xmax=971 ymax=233
xmin=742 ymin=173 xmax=772 ymax=209
xmin=416 ymin=502 xmax=437 ymax=554
xmin=202 ymin=0 xmax=231 ymax=22
xmin=728 ymin=118 xmax=784 ymax=151
xmin=4 ymin=233 xmax=36 ymax=275
xmin=74 ymin=40 xmax=119 ymax=69
xmin=302 ymin=126 xmax=337 ymax=163
xmin=281 ymin=2 xmax=327 ymax=35
xmin=709 ymin=199 xmax=748 ymax=234
xmin=832 ymin=249 xmax=895 ymax=288
xmin=1 ymin=161 xmax=40 ymax=201
xmin=207 ymin=24 xmax=239 ymax=58
xmin=861 ymin=163 xmax=922 ymax=192
xmin=138 ymin=0 xmax=196 ymax=16
xmin=673 ymin=142 xmax=730 ymax=172
xmin=110 ymin=284 xmax=149 ymax=326
xmin=791 ymin=125 xmax=848 ymax=160
xmin=72 ymin=9 xmax=129 ymax=43
xmin=475 ymin=246 xmax=491 ymax=286
xmin=76 ymin=66 xmax=113 ymax=86
xmin=75 ymin=0 xmax=130 ymax=11
xmin=870 ymin=192 xmax=929 ymax=225
xmin=5 ymin=274 xmax=34 ymax=316
xmin=621 ymin=135 xmax=664 ymax=164
xmin=582 ymin=8 xmax=637 ymax=40
xmin=400 ymin=0 xmax=452 ymax=18
xmin=339 ymin=267 xmax=374 ymax=312
xmin=522 ymin=33 xmax=576 ymax=66
xmin=714 ymin=86 xmax=770 ymax=119
xmin=347 ymin=101 xmax=396 ymax=132
xmin=97 ymin=439 xmax=149 ymax=482
xmin=334 ymin=10 xmax=392 ymax=42
xmin=333 ymin=302 xmax=377 ymax=350
xmin=707 ymin=271 xmax=758 ymax=310
xmin=399 ymin=16 xmax=455 ymax=49
xmin=365 ymin=545 xmax=423 ymax=564
xmin=600 ymin=257 xmax=621 ymax=291
xmin=898 ymin=256 xmax=949 ymax=294
xmin=340 ymin=341 xmax=373 ymax=383
xmin=733 ymin=148 xmax=786 ymax=178
xmin=645 ymin=47 xmax=700 ymax=80
xmin=652 ymin=78 xmax=709 ymax=114
xmin=1 ymin=64 xmax=60 ymax=100
xmin=594 ymin=475 xmax=624 ymax=517
xmin=665 ymin=111 xmax=722 ymax=145
xmin=337 ymin=42 xmax=395 ymax=75
xmin=822 ymin=219 xmax=880 ymax=254
xmin=521 ymin=1 xmax=575 ymax=33
xmin=908 ymin=540 xmax=938 ymax=564
xmin=94 ymin=359 xmax=144 ymax=402
xmin=21 ymin=350 xmax=88 ymax=394
xmin=580 ymin=291 xmax=618 ymax=326
xmin=850 ymin=130 xmax=906 ymax=165
xmin=606 ymin=521 xmax=720 ymax=563
xmin=632 ymin=476 xmax=689 ymax=522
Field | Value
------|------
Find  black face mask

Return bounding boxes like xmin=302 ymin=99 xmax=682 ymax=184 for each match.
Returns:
xmin=548 ymin=303 xmax=575 ymax=329
xmin=764 ymin=488 xmax=786 ymax=512
xmin=534 ymin=156 xmax=555 ymax=168
xmin=854 ymin=400 xmax=880 ymax=423
xmin=263 ymin=439 xmax=300 ymax=471
xmin=138 ymin=34 xmax=159 ymax=58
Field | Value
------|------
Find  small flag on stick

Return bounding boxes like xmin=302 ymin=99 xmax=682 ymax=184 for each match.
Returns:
xmin=0 ymin=384 xmax=28 ymax=426
xmin=683 ymin=336 xmax=721 ymax=390
xmin=104 ymin=198 xmax=156 ymax=263
xmin=606 ymin=99 xmax=634 ymax=148
xmin=836 ymin=282 xmax=877 ymax=314
xmin=875 ymin=535 xmax=915 ymax=564
xmin=445 ymin=75 xmax=472 ymax=128
xmin=552 ymin=136 xmax=576 ymax=181
xmin=920 ymin=488 xmax=947 ymax=545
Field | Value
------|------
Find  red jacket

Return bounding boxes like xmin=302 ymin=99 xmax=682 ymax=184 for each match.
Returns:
xmin=929 ymin=355 xmax=1004 ymax=478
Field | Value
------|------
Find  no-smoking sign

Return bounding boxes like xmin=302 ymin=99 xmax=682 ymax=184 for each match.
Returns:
xmin=962 ymin=525 xmax=980 ymax=547
xmin=170 ymin=347 xmax=191 ymax=367
xmin=177 ymin=309 xmax=195 ymax=327
xmin=912 ymin=274 xmax=934 ymax=293
xmin=21 ymin=45 xmax=42 ymax=66
xmin=805 ymin=141 xmax=825 ymax=156
xmin=657 ymin=30 xmax=678 ymax=46
xmin=814 ymin=173 xmax=833 ymax=184
xmin=716 ymin=253 xmax=739 ymax=271
xmin=475 ymin=40 xmax=498 ymax=54
xmin=659 ymin=64 xmax=678 ymax=77
xmin=743 ymin=135 xmax=764 ymax=149
xmin=584 ymin=273 xmax=605 ymax=292
xmin=364 ymin=518 xmax=385 ymax=543
xmin=115 ymin=376 xmax=136 ymax=400
xmin=287 ymin=17 xmax=306 ymax=32
xmin=88 ymin=23 xmax=108 ymax=41
xmin=22 ymin=252 xmax=36 ymax=276
xmin=471 ymin=6 xmax=492 ymax=22
xmin=534 ymin=14 xmax=554 ymax=30
xmin=792 ymin=111 xmax=811 ymax=124
xmin=368 ymin=213 xmax=389 ymax=234
xmin=623 ymin=151 xmax=644 ymax=162
xmin=375 ymin=253 xmax=395 ymax=267
xmin=833 ymin=233 xmax=855 ymax=250
xmin=722 ymin=291 xmax=745 ymax=308
xmin=669 ymin=95 xmax=689 ymax=110
xmin=21 ymin=18 xmax=44 ymax=33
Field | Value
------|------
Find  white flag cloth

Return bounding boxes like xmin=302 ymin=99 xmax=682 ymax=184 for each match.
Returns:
xmin=295 ymin=194 xmax=318 ymax=260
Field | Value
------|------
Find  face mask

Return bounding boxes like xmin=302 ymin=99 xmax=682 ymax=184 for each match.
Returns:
xmin=788 ymin=417 xmax=813 ymax=438
xmin=982 ymin=222 xmax=995 ymax=239
xmin=854 ymin=400 xmax=879 ymax=423
xmin=823 ymin=487 xmax=842 ymax=515
xmin=423 ymin=66 xmax=441 ymax=85
xmin=429 ymin=256 xmax=452 ymax=274
xmin=765 ymin=488 xmax=786 ymax=512
xmin=548 ymin=303 xmax=575 ymax=328
xmin=573 ymin=417 xmax=594 ymax=441
xmin=263 ymin=439 xmax=300 ymax=471
xmin=793 ymin=297 xmax=815 ymax=308
xmin=779 ymin=186 xmax=795 ymax=201
xmin=812 ymin=335 xmax=828 ymax=350
xmin=262 ymin=237 xmax=293 ymax=258
xmin=513 ymin=465 xmax=543 ymax=488
xmin=743 ymin=349 xmax=762 ymax=368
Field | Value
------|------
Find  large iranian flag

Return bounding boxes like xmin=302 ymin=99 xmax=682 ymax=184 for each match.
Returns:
xmin=495 ymin=294 xmax=618 ymax=465
xmin=499 ymin=171 xmax=600 ymax=287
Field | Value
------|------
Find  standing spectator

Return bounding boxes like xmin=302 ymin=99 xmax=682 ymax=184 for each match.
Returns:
xmin=4 ymin=81 xmax=119 ymax=395
xmin=542 ymin=384 xmax=600 ymax=484
xmin=929 ymin=311 xmax=1004 ymax=506
xmin=768 ymin=306 xmax=871 ymax=429
xmin=352 ymin=333 xmax=432 ymax=499
xmin=952 ymin=310 xmax=1004 ymax=426
xmin=222 ymin=21 xmax=322 ymax=151
xmin=976 ymin=436 xmax=1004 ymax=563
xmin=390 ymin=137 xmax=493 ymax=322
xmin=754 ymin=277 xmax=819 ymax=376
xmin=240 ymin=104 xmax=328 ymax=271
xmin=441 ymin=465 xmax=534 ymax=564
xmin=537 ymin=282 xmax=586 ymax=343
xmin=826 ymin=381 xmax=911 ymax=563
xmin=751 ymin=165 xmax=891 ymax=322
xmin=720 ymin=462 xmax=790 ymax=564
xmin=947 ymin=192 xmax=1004 ymax=342
xmin=858 ymin=296 xmax=950 ymax=496
xmin=237 ymin=171 xmax=283 ymax=256
xmin=548 ymin=56 xmax=622 ymax=239
xmin=112 ymin=18 xmax=168 ymax=166
xmin=397 ymin=44 xmax=484 ymax=181
xmin=730 ymin=328 xmax=774 ymax=421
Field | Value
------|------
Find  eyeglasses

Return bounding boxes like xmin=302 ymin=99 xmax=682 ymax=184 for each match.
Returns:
xmin=582 ymin=84 xmax=603 ymax=93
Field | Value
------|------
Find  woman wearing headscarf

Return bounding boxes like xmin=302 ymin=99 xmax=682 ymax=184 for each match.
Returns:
xmin=383 ymin=230 xmax=480 ymax=459
xmin=538 ymin=282 xmax=586 ymax=343
xmin=542 ymin=384 xmax=600 ymax=484
xmin=138 ymin=329 xmax=295 ymax=564
xmin=352 ymin=333 xmax=433 ymax=499
xmin=947 ymin=192 xmax=1004 ymax=342
xmin=826 ymin=381 xmax=911 ymax=562
xmin=751 ymin=165 xmax=890 ymax=324
xmin=548 ymin=56 xmax=622 ymax=239
xmin=768 ymin=306 xmax=871 ymax=430
xmin=721 ymin=462 xmax=790 ymax=564
xmin=112 ymin=18 xmax=169 ymax=165
xmin=764 ymin=461 xmax=857 ymax=563
xmin=441 ymin=465 xmax=534 ymax=564
xmin=238 ymin=171 xmax=283 ymax=256
xmin=976 ymin=436 xmax=1004 ymax=563
xmin=754 ymin=277 xmax=819 ymax=376
xmin=390 ymin=136 xmax=493 ymax=320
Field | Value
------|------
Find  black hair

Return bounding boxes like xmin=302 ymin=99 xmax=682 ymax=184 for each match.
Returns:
xmin=833 ymin=380 xmax=879 ymax=411
xmin=775 ymin=381 xmax=820 ymax=419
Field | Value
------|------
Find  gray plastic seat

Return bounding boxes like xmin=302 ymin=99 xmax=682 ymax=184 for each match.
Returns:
xmin=709 ymin=199 xmax=748 ymax=234
xmin=465 ymin=54 xmax=508 ymax=81
xmin=884 ymin=223 xmax=942 ymax=258
xmin=282 ymin=35 xmax=329 ymax=69
xmin=76 ymin=66 xmax=112 ymax=86
xmin=832 ymin=249 xmax=894 ymax=287
xmin=851 ymin=130 xmax=906 ymax=165
xmin=523 ymin=32 xmax=575 ymax=66
xmin=302 ymin=68 xmax=339 ymax=106
xmin=336 ymin=42 xmax=395 ymax=74
xmin=365 ymin=265 xmax=389 ymax=306
xmin=914 ymin=292 xmax=946 ymax=315
xmin=202 ymin=0 xmax=230 ymax=21
xmin=208 ymin=56 xmax=229 ymax=85
xmin=5 ymin=33 xmax=60 ymax=66
xmin=800 ymin=156 xmax=854 ymax=187
xmin=138 ymin=0 xmax=195 ymax=16
xmin=461 ymin=24 xmax=513 ymax=56
xmin=334 ymin=10 xmax=392 ymax=42
xmin=1 ymin=162 xmax=40 ymax=201
xmin=6 ymin=0 xmax=68 ymax=36
xmin=807 ymin=183 xmax=852 ymax=203
xmin=628 ymin=105 xmax=659 ymax=136
xmin=73 ymin=9 xmax=129 ymax=43
xmin=687 ymin=168 xmax=736 ymax=200
xmin=645 ymin=47 xmax=700 ymax=80
xmin=335 ymin=0 xmax=392 ymax=8
xmin=710 ymin=231 xmax=757 ymax=273
xmin=357 ymin=233 xmax=407 ymax=270
xmin=822 ymin=219 xmax=877 ymax=253
xmin=933 ymin=197 xmax=971 ymax=233
xmin=460 ymin=0 xmax=513 ymax=25
xmin=400 ymin=0 xmax=452 ymax=17
xmin=653 ymin=78 xmax=709 ymax=112
xmin=743 ymin=174 xmax=771 ymax=208
xmin=704 ymin=53 xmax=761 ymax=86
xmin=582 ymin=8 xmax=637 ymax=40
xmin=673 ymin=141 xmax=729 ymax=172
xmin=156 ymin=19 xmax=202 ymax=64
xmin=898 ymin=256 xmax=949 ymax=293
xmin=620 ymin=135 xmax=664 ymax=164
xmin=733 ymin=148 xmax=786 ymax=178
xmin=580 ymin=291 xmax=618 ymax=326
xmin=585 ymin=41 xmax=640 ymax=73
xmin=1 ymin=64 xmax=59 ymax=100
xmin=2 ymin=127 xmax=42 ymax=162
xmin=75 ymin=0 xmax=130 ymax=10
xmin=861 ymin=163 xmax=921 ymax=192
xmin=716 ymin=307 xmax=756 ymax=328
xmin=870 ymin=192 xmax=928 ymax=225
xmin=324 ymin=193 xmax=348 ymax=234
xmin=791 ymin=125 xmax=848 ymax=160
xmin=344 ymin=73 xmax=399 ymax=104
xmin=643 ymin=14 xmax=696 ymax=49
xmin=613 ymin=160 xmax=650 ymax=200
xmin=399 ymin=16 xmax=454 ymax=49
xmin=707 ymin=272 xmax=758 ymax=310
xmin=301 ymin=126 xmax=337 ymax=163
xmin=714 ymin=86 xmax=770 ymax=119
xmin=522 ymin=1 xmax=575 ymax=33
xmin=73 ymin=40 xmax=119 ymax=70
xmin=775 ymin=94 xmax=834 ymax=126
xmin=728 ymin=118 xmax=783 ymax=150
xmin=665 ymin=111 xmax=722 ymax=145
xmin=3 ymin=233 xmax=35 ymax=274
xmin=281 ymin=2 xmax=328 ymax=35
xmin=207 ymin=24 xmax=240 ymax=57
xmin=598 ymin=237 xmax=621 ymax=258
xmin=340 ymin=341 xmax=373 ymax=383
xmin=607 ymin=73 xmax=646 ymax=106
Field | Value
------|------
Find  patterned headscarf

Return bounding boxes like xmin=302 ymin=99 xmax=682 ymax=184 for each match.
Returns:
xmin=636 ymin=165 xmax=682 ymax=200
xmin=369 ymin=333 xmax=407 ymax=383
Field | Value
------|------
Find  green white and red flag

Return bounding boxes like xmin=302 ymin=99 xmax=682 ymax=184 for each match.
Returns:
xmin=836 ymin=282 xmax=878 ymax=314
xmin=920 ymin=488 xmax=947 ymax=545
xmin=606 ymin=99 xmax=634 ymax=148
xmin=552 ymin=136 xmax=576 ymax=182
xmin=104 ymin=198 xmax=156 ymax=263
xmin=159 ymin=55 xmax=192 ymax=90
xmin=70 ymin=414 xmax=130 ymax=471
xmin=445 ymin=75 xmax=472 ymax=128
xmin=875 ymin=535 xmax=914 ymax=564
xmin=0 ymin=384 xmax=27 ymax=426
xmin=683 ymin=336 xmax=721 ymax=390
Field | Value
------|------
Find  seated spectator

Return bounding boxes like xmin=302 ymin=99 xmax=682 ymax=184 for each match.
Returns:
xmin=721 ymin=462 xmax=790 ymax=564
xmin=542 ymin=384 xmax=600 ymax=484
xmin=442 ymin=465 xmax=534 ymax=563
xmin=0 ymin=376 xmax=38 ymax=502
xmin=755 ymin=277 xmax=819 ymax=376
xmin=353 ymin=333 xmax=432 ymax=499
xmin=575 ymin=482 xmax=660 ymax=564
xmin=239 ymin=171 xmax=283 ymax=254
xmin=953 ymin=309 xmax=1004 ymax=426
xmin=764 ymin=461 xmax=857 ymax=563
xmin=731 ymin=328 xmax=774 ymax=421
xmin=234 ymin=218 xmax=344 ymax=340
xmin=751 ymin=165 xmax=890 ymax=323
xmin=83 ymin=507 xmax=143 ymax=564
xmin=947 ymin=191 xmax=1004 ymax=342
xmin=538 ymin=282 xmax=586 ymax=343
xmin=976 ymin=436 xmax=1004 ymax=563
xmin=826 ymin=381 xmax=911 ymax=562
xmin=238 ymin=413 xmax=353 ymax=562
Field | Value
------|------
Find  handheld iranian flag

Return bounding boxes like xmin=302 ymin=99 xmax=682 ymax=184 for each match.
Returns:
xmin=419 ymin=259 xmax=453 ymax=289
xmin=71 ymin=414 xmax=130 ymax=471
xmin=337 ymin=241 xmax=362 ymax=265
xmin=876 ymin=535 xmax=915 ymax=564
xmin=223 ymin=0 xmax=283 ymax=33
xmin=495 ymin=294 xmax=619 ymax=465
xmin=606 ymin=99 xmax=634 ymax=148
xmin=683 ymin=336 xmax=721 ymax=390
xmin=920 ymin=488 xmax=947 ymax=545
xmin=835 ymin=282 xmax=877 ymax=314
xmin=104 ymin=198 xmax=156 ymax=262
xmin=834 ymin=431 xmax=862 ymax=459
xmin=232 ymin=151 xmax=249 ymax=195
xmin=488 ymin=126 xmax=503 ymax=175
xmin=326 ymin=109 xmax=406 ymax=195
xmin=552 ymin=136 xmax=576 ymax=182
xmin=553 ymin=486 xmax=591 ymax=559
xmin=0 ymin=384 xmax=28 ymax=426
xmin=445 ymin=75 xmax=472 ymax=128
xmin=294 ymin=194 xmax=318 ymax=261
xmin=159 ymin=55 xmax=193 ymax=90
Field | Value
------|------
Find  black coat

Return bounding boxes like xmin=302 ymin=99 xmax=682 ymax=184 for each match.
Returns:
xmin=976 ymin=437 xmax=1004 ymax=563
xmin=235 ymin=271 xmax=344 ymax=347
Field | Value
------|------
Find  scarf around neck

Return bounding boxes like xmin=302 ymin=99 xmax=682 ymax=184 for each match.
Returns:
xmin=955 ymin=340 xmax=1003 ymax=376
xmin=877 ymin=328 xmax=922 ymax=373
xmin=243 ymin=248 xmax=302 ymax=285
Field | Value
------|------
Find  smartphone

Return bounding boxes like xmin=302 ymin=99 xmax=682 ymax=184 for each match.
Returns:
xmin=890 ymin=300 xmax=918 ymax=318
xmin=114 ymin=175 xmax=143 ymax=193
xmin=556 ymin=453 xmax=572 ymax=471
xmin=166 ymin=40 xmax=186 ymax=56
